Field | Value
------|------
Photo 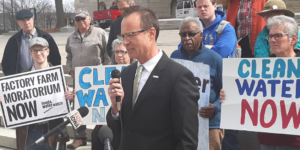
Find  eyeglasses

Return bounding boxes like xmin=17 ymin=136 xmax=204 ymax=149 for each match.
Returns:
xmin=75 ymin=17 xmax=86 ymax=22
xmin=30 ymin=48 xmax=48 ymax=54
xmin=179 ymin=31 xmax=201 ymax=37
xmin=266 ymin=33 xmax=289 ymax=41
xmin=117 ymin=28 xmax=150 ymax=41
xmin=114 ymin=50 xmax=128 ymax=55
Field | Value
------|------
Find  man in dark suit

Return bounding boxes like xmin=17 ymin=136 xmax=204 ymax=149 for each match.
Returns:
xmin=107 ymin=6 xmax=199 ymax=150
xmin=106 ymin=0 xmax=135 ymax=57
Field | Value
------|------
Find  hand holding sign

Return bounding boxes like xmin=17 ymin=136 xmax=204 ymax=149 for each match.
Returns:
xmin=220 ymin=89 xmax=225 ymax=103
xmin=108 ymin=78 xmax=124 ymax=116
xmin=65 ymin=86 xmax=76 ymax=101
xmin=199 ymin=104 xmax=216 ymax=118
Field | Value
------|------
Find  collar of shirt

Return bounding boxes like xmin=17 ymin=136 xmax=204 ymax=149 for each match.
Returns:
xmin=137 ymin=49 xmax=163 ymax=72
xmin=23 ymin=27 xmax=36 ymax=37
xmin=31 ymin=63 xmax=50 ymax=71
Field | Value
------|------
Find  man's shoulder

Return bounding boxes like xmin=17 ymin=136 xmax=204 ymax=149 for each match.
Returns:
xmin=200 ymin=48 xmax=223 ymax=62
xmin=9 ymin=30 xmax=22 ymax=41
xmin=170 ymin=49 xmax=183 ymax=58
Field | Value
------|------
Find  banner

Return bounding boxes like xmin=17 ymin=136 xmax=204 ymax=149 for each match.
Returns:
xmin=221 ymin=58 xmax=300 ymax=135
xmin=173 ymin=59 xmax=210 ymax=150
xmin=74 ymin=65 xmax=128 ymax=125
xmin=0 ymin=66 xmax=70 ymax=128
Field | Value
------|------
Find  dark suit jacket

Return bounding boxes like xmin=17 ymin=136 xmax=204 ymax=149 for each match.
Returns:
xmin=107 ymin=52 xmax=200 ymax=150
xmin=107 ymin=17 xmax=123 ymax=57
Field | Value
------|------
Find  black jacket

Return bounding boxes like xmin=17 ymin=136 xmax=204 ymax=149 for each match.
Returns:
xmin=107 ymin=52 xmax=199 ymax=150
xmin=107 ymin=17 xmax=123 ymax=57
xmin=1 ymin=27 xmax=61 ymax=76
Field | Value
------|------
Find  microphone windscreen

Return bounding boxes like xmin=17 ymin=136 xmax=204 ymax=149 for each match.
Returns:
xmin=77 ymin=106 xmax=89 ymax=118
xmin=98 ymin=125 xmax=113 ymax=143
xmin=111 ymin=69 xmax=121 ymax=79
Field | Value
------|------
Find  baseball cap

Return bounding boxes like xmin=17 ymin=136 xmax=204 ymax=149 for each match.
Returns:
xmin=29 ymin=37 xmax=49 ymax=49
xmin=75 ymin=8 xmax=90 ymax=18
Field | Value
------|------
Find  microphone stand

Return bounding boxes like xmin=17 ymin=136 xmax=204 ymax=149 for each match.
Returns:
xmin=26 ymin=126 xmax=69 ymax=150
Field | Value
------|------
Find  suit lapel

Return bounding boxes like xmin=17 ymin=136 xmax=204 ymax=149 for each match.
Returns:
xmin=131 ymin=53 xmax=169 ymax=114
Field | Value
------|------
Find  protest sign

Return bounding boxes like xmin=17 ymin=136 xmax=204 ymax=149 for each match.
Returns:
xmin=0 ymin=66 xmax=70 ymax=128
xmin=172 ymin=59 xmax=210 ymax=150
xmin=74 ymin=65 xmax=128 ymax=125
xmin=221 ymin=58 xmax=300 ymax=135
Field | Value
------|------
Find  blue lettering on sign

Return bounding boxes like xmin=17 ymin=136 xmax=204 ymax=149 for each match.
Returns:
xmin=76 ymin=90 xmax=95 ymax=107
xmin=287 ymin=59 xmax=300 ymax=78
xmin=105 ymin=67 xmax=116 ymax=85
xmin=238 ymin=59 xmax=250 ymax=78
xmin=79 ymin=68 xmax=92 ymax=89
xmin=93 ymin=68 xmax=104 ymax=85
xmin=253 ymin=79 xmax=267 ymax=97
xmin=273 ymin=59 xmax=286 ymax=78
xmin=282 ymin=80 xmax=294 ymax=98
xmin=235 ymin=79 xmax=255 ymax=96
xmin=93 ymin=88 xmax=108 ymax=106
xmin=92 ymin=107 xmax=105 ymax=122
xmin=262 ymin=59 xmax=271 ymax=78
xmin=267 ymin=80 xmax=281 ymax=97
xmin=296 ymin=79 xmax=300 ymax=98
xmin=251 ymin=60 xmax=260 ymax=78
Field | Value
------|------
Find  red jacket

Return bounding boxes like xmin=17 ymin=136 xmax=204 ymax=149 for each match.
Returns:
xmin=226 ymin=0 xmax=267 ymax=55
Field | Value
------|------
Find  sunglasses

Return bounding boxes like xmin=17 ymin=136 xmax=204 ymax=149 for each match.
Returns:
xmin=179 ymin=31 xmax=201 ymax=37
xmin=75 ymin=17 xmax=86 ymax=22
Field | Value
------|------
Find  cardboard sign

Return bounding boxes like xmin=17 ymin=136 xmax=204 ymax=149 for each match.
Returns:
xmin=74 ymin=65 xmax=128 ymax=125
xmin=221 ymin=58 xmax=300 ymax=135
xmin=0 ymin=66 xmax=70 ymax=128
xmin=173 ymin=59 xmax=210 ymax=150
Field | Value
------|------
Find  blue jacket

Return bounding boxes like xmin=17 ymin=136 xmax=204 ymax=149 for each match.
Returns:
xmin=178 ymin=10 xmax=237 ymax=58
xmin=171 ymin=44 xmax=223 ymax=128
xmin=254 ymin=26 xmax=300 ymax=57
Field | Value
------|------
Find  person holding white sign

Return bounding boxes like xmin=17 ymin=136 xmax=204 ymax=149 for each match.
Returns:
xmin=221 ymin=15 xmax=300 ymax=150
xmin=3 ymin=37 xmax=75 ymax=150
xmin=171 ymin=17 xmax=223 ymax=150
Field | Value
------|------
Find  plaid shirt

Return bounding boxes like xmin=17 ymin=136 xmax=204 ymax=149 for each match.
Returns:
xmin=236 ymin=0 xmax=252 ymax=42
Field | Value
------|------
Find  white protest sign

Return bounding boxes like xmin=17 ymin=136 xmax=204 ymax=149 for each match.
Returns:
xmin=0 ymin=66 xmax=70 ymax=128
xmin=74 ymin=65 xmax=128 ymax=125
xmin=172 ymin=59 xmax=210 ymax=150
xmin=221 ymin=58 xmax=300 ymax=135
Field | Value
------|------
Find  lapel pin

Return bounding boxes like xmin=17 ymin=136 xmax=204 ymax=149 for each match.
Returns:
xmin=153 ymin=75 xmax=159 ymax=78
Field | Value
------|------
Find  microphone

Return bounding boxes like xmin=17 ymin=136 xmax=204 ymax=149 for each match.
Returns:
xmin=98 ymin=125 xmax=113 ymax=150
xmin=27 ymin=107 xmax=89 ymax=149
xmin=111 ymin=69 xmax=121 ymax=111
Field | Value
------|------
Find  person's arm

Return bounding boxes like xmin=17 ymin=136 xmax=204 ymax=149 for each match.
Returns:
xmin=212 ymin=57 xmax=223 ymax=114
xmin=254 ymin=30 xmax=270 ymax=58
xmin=2 ymin=39 xmax=13 ymax=76
xmin=65 ymin=38 xmax=74 ymax=78
xmin=211 ymin=25 xmax=237 ymax=58
xmin=171 ymin=70 xmax=199 ymax=149
xmin=99 ymin=30 xmax=111 ymax=65
xmin=106 ymin=22 xmax=115 ymax=58
xmin=48 ymin=36 xmax=61 ymax=66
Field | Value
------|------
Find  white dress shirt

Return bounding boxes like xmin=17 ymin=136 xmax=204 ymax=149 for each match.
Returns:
xmin=112 ymin=49 xmax=163 ymax=119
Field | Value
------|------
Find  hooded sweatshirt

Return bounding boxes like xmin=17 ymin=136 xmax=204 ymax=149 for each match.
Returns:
xmin=171 ymin=44 xmax=223 ymax=128
xmin=178 ymin=10 xmax=237 ymax=58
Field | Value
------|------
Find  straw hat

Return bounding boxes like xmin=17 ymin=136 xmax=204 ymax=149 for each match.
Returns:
xmin=256 ymin=0 xmax=295 ymax=18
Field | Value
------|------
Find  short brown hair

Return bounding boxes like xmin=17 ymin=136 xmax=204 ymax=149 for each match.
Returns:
xmin=197 ymin=0 xmax=217 ymax=5
xmin=115 ymin=0 xmax=135 ymax=5
xmin=122 ymin=6 xmax=160 ymax=41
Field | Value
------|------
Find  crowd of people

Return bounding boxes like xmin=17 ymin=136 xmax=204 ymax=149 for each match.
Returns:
xmin=0 ymin=0 xmax=299 ymax=149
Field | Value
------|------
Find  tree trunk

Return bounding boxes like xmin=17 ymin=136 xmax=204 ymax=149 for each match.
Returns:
xmin=55 ymin=0 xmax=66 ymax=28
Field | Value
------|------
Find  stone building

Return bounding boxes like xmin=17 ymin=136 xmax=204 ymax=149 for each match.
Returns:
xmin=75 ymin=0 xmax=299 ymax=20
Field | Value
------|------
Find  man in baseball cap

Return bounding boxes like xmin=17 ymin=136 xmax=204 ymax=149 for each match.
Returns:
xmin=13 ymin=37 xmax=70 ymax=150
xmin=1 ymin=9 xmax=61 ymax=77
xmin=254 ymin=0 xmax=300 ymax=57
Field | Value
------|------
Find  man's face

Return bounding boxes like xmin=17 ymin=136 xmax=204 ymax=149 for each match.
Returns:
xmin=261 ymin=11 xmax=284 ymax=23
xmin=29 ymin=45 xmax=49 ymax=64
xmin=17 ymin=18 xmax=34 ymax=34
xmin=117 ymin=1 xmax=130 ymax=15
xmin=269 ymin=24 xmax=296 ymax=56
xmin=196 ymin=0 xmax=216 ymax=21
xmin=180 ymin=22 xmax=203 ymax=53
xmin=121 ymin=13 xmax=151 ymax=61
xmin=75 ymin=16 xmax=91 ymax=31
